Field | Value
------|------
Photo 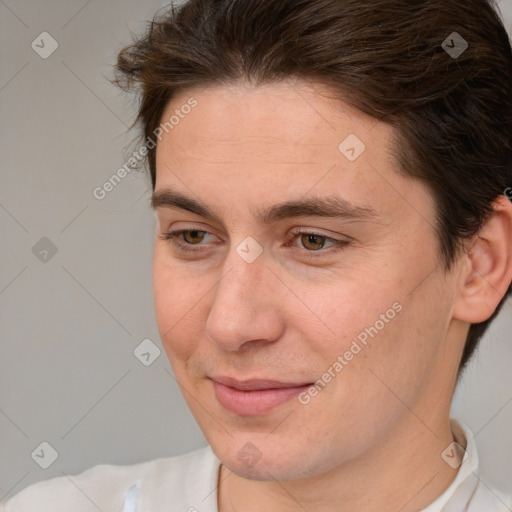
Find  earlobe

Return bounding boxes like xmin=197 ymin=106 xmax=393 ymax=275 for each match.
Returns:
xmin=453 ymin=195 xmax=512 ymax=324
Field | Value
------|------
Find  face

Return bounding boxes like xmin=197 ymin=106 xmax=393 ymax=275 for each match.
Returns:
xmin=152 ymin=80 xmax=466 ymax=481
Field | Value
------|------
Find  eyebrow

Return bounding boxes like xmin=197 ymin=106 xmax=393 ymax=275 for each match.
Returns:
xmin=151 ymin=189 xmax=379 ymax=224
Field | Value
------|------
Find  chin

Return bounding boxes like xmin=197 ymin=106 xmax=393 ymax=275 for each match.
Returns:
xmin=208 ymin=433 xmax=332 ymax=482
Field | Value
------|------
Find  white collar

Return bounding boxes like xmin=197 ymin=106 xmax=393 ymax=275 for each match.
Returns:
xmin=419 ymin=417 xmax=479 ymax=511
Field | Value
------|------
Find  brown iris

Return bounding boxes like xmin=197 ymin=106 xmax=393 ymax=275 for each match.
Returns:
xmin=183 ymin=230 xmax=206 ymax=244
xmin=300 ymin=234 xmax=326 ymax=250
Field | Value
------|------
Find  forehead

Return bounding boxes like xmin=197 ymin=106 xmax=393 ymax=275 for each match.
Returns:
xmin=153 ymin=80 xmax=433 ymax=227
xmin=157 ymin=80 xmax=383 ymax=164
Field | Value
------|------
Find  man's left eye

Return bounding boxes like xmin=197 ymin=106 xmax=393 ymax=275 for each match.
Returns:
xmin=295 ymin=233 xmax=336 ymax=251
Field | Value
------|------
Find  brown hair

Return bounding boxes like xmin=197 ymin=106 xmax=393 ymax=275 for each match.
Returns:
xmin=114 ymin=0 xmax=512 ymax=377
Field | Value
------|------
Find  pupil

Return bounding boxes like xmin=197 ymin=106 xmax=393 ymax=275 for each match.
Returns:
xmin=305 ymin=234 xmax=323 ymax=250
xmin=186 ymin=230 xmax=202 ymax=243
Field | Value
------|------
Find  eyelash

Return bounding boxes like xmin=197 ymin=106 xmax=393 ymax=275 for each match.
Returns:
xmin=158 ymin=229 xmax=350 ymax=259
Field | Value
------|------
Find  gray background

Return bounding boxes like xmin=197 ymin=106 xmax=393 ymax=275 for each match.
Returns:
xmin=1 ymin=0 xmax=511 ymax=501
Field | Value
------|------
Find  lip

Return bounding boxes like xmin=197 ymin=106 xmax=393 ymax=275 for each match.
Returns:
xmin=211 ymin=375 xmax=311 ymax=390
xmin=210 ymin=376 xmax=313 ymax=415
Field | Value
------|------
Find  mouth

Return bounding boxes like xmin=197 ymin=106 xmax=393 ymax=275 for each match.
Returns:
xmin=210 ymin=376 xmax=314 ymax=416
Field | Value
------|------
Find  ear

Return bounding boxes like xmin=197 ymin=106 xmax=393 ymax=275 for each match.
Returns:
xmin=453 ymin=195 xmax=512 ymax=324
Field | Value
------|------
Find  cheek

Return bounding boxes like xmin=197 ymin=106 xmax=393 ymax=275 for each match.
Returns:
xmin=303 ymin=274 xmax=425 ymax=399
xmin=305 ymin=280 xmax=400 ymax=354
xmin=152 ymin=255 xmax=205 ymax=362
xmin=332 ymin=279 xmax=451 ymax=411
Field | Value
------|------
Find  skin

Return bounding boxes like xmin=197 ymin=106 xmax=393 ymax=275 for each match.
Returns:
xmin=151 ymin=79 xmax=512 ymax=512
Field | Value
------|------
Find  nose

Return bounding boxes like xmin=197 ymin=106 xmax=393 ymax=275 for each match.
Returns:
xmin=205 ymin=247 xmax=284 ymax=352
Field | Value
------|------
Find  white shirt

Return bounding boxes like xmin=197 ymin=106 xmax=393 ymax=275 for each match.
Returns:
xmin=2 ymin=418 xmax=511 ymax=512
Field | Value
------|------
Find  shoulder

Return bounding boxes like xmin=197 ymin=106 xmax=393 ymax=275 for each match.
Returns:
xmin=470 ymin=483 xmax=512 ymax=512
xmin=2 ymin=446 xmax=218 ymax=512
xmin=137 ymin=445 xmax=220 ymax=510
xmin=2 ymin=459 xmax=150 ymax=512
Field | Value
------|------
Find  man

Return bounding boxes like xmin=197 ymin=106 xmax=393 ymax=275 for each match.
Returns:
xmin=3 ymin=0 xmax=512 ymax=510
